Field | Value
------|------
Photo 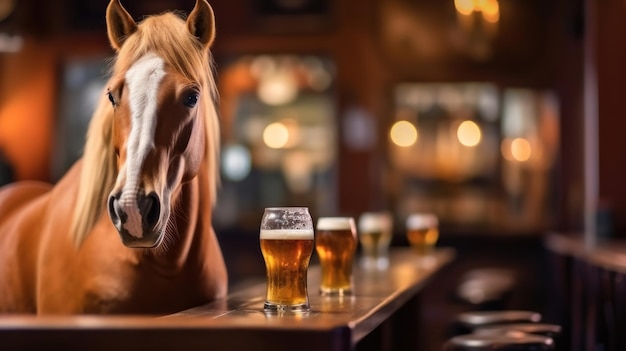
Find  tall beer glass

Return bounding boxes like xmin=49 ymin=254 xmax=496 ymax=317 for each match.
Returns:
xmin=315 ymin=217 xmax=357 ymax=296
xmin=358 ymin=212 xmax=393 ymax=270
xmin=260 ymin=207 xmax=314 ymax=312
xmin=406 ymin=213 xmax=439 ymax=256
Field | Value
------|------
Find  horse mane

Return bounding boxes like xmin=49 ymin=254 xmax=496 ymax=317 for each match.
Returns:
xmin=71 ymin=12 xmax=220 ymax=246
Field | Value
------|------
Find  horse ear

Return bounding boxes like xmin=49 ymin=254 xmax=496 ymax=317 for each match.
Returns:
xmin=106 ymin=0 xmax=137 ymax=51
xmin=187 ymin=0 xmax=216 ymax=48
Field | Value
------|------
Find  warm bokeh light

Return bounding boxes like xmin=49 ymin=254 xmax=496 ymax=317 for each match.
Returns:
xmin=0 ymin=39 xmax=55 ymax=180
xmin=454 ymin=0 xmax=474 ymax=15
xmin=280 ymin=118 xmax=301 ymax=148
xmin=482 ymin=0 xmax=500 ymax=23
xmin=511 ymin=137 xmax=532 ymax=162
xmin=257 ymin=70 xmax=298 ymax=106
xmin=455 ymin=0 xmax=499 ymax=23
xmin=263 ymin=122 xmax=290 ymax=149
xmin=500 ymin=138 xmax=513 ymax=161
xmin=390 ymin=120 xmax=418 ymax=147
xmin=457 ymin=120 xmax=482 ymax=147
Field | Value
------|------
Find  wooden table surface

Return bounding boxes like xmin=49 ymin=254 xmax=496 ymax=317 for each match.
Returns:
xmin=0 ymin=248 xmax=455 ymax=351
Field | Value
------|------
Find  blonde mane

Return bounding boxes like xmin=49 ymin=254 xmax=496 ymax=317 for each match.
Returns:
xmin=71 ymin=12 xmax=220 ymax=246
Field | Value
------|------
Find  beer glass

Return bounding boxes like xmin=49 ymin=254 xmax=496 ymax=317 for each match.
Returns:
xmin=357 ymin=212 xmax=393 ymax=270
xmin=406 ymin=213 xmax=439 ymax=256
xmin=315 ymin=217 xmax=357 ymax=296
xmin=260 ymin=207 xmax=314 ymax=312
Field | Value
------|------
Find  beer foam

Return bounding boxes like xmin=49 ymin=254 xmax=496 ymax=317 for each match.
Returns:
xmin=260 ymin=229 xmax=314 ymax=240
xmin=316 ymin=217 xmax=355 ymax=231
xmin=358 ymin=212 xmax=392 ymax=232
xmin=406 ymin=213 xmax=438 ymax=229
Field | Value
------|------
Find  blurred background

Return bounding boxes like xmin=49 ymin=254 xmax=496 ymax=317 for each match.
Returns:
xmin=0 ymin=0 xmax=623 ymax=348
xmin=0 ymin=0 xmax=585 ymax=232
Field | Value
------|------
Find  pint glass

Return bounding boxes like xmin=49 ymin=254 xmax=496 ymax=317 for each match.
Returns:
xmin=406 ymin=213 xmax=439 ymax=256
xmin=260 ymin=207 xmax=314 ymax=312
xmin=315 ymin=217 xmax=357 ymax=296
xmin=357 ymin=212 xmax=393 ymax=270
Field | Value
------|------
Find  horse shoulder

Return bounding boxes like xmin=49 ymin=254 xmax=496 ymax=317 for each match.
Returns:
xmin=0 ymin=181 xmax=52 ymax=313
xmin=34 ymin=161 xmax=95 ymax=314
xmin=73 ymin=217 xmax=140 ymax=314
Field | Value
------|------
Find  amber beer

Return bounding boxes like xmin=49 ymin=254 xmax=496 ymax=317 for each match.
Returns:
xmin=260 ymin=228 xmax=314 ymax=311
xmin=406 ymin=213 xmax=439 ymax=256
xmin=358 ymin=212 xmax=393 ymax=270
xmin=315 ymin=217 xmax=357 ymax=296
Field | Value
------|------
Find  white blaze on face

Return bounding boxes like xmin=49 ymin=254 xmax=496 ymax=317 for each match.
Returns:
xmin=118 ymin=53 xmax=166 ymax=238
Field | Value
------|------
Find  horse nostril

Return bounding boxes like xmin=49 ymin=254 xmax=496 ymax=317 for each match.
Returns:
xmin=140 ymin=192 xmax=160 ymax=230
xmin=108 ymin=195 xmax=126 ymax=226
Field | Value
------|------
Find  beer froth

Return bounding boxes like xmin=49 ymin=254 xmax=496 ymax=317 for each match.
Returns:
xmin=260 ymin=229 xmax=314 ymax=240
xmin=317 ymin=217 xmax=355 ymax=231
xmin=406 ymin=214 xmax=438 ymax=230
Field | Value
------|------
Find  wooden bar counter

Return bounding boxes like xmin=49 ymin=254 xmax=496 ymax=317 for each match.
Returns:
xmin=0 ymin=248 xmax=455 ymax=351
xmin=545 ymin=232 xmax=626 ymax=273
xmin=544 ymin=233 xmax=626 ymax=351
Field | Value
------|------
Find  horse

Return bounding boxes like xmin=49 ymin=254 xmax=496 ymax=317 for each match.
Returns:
xmin=0 ymin=0 xmax=227 ymax=314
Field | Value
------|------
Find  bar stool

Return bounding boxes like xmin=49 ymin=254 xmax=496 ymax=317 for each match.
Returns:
xmin=443 ymin=332 xmax=554 ymax=351
xmin=451 ymin=310 xmax=542 ymax=336
xmin=474 ymin=324 xmax=562 ymax=350
xmin=456 ymin=268 xmax=516 ymax=310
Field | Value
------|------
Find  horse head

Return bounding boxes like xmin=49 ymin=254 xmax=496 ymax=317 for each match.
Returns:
xmin=103 ymin=0 xmax=219 ymax=248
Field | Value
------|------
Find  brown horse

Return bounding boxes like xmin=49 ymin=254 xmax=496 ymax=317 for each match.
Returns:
xmin=0 ymin=0 xmax=227 ymax=314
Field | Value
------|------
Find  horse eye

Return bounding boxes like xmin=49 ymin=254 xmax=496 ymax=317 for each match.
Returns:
xmin=184 ymin=92 xmax=199 ymax=108
xmin=107 ymin=91 xmax=116 ymax=106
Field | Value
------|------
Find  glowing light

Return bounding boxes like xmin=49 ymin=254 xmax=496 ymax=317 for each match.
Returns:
xmin=455 ymin=0 xmax=499 ymax=22
xmin=280 ymin=118 xmax=301 ymax=148
xmin=457 ymin=120 xmax=482 ymax=147
xmin=482 ymin=0 xmax=500 ymax=23
xmin=455 ymin=0 xmax=474 ymax=15
xmin=257 ymin=70 xmax=298 ymax=106
xmin=222 ymin=145 xmax=251 ymax=181
xmin=474 ymin=0 xmax=488 ymax=8
xmin=263 ymin=122 xmax=289 ymax=149
xmin=511 ymin=137 xmax=531 ymax=162
xmin=501 ymin=138 xmax=514 ymax=161
xmin=390 ymin=120 xmax=418 ymax=147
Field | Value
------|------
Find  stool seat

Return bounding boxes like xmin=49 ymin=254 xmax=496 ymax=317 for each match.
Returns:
xmin=456 ymin=268 xmax=516 ymax=307
xmin=474 ymin=323 xmax=561 ymax=337
xmin=444 ymin=332 xmax=554 ymax=351
xmin=457 ymin=310 xmax=542 ymax=328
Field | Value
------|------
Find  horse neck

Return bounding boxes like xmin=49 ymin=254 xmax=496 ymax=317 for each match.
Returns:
xmin=144 ymin=167 xmax=212 ymax=272
xmin=129 ymin=164 xmax=228 ymax=300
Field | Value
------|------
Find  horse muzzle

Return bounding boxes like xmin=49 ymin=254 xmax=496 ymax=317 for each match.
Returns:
xmin=108 ymin=191 xmax=164 ymax=248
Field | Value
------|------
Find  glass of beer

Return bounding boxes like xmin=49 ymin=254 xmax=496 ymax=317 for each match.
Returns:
xmin=260 ymin=207 xmax=314 ymax=313
xmin=406 ymin=213 xmax=439 ymax=257
xmin=315 ymin=217 xmax=357 ymax=296
xmin=358 ymin=212 xmax=393 ymax=270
